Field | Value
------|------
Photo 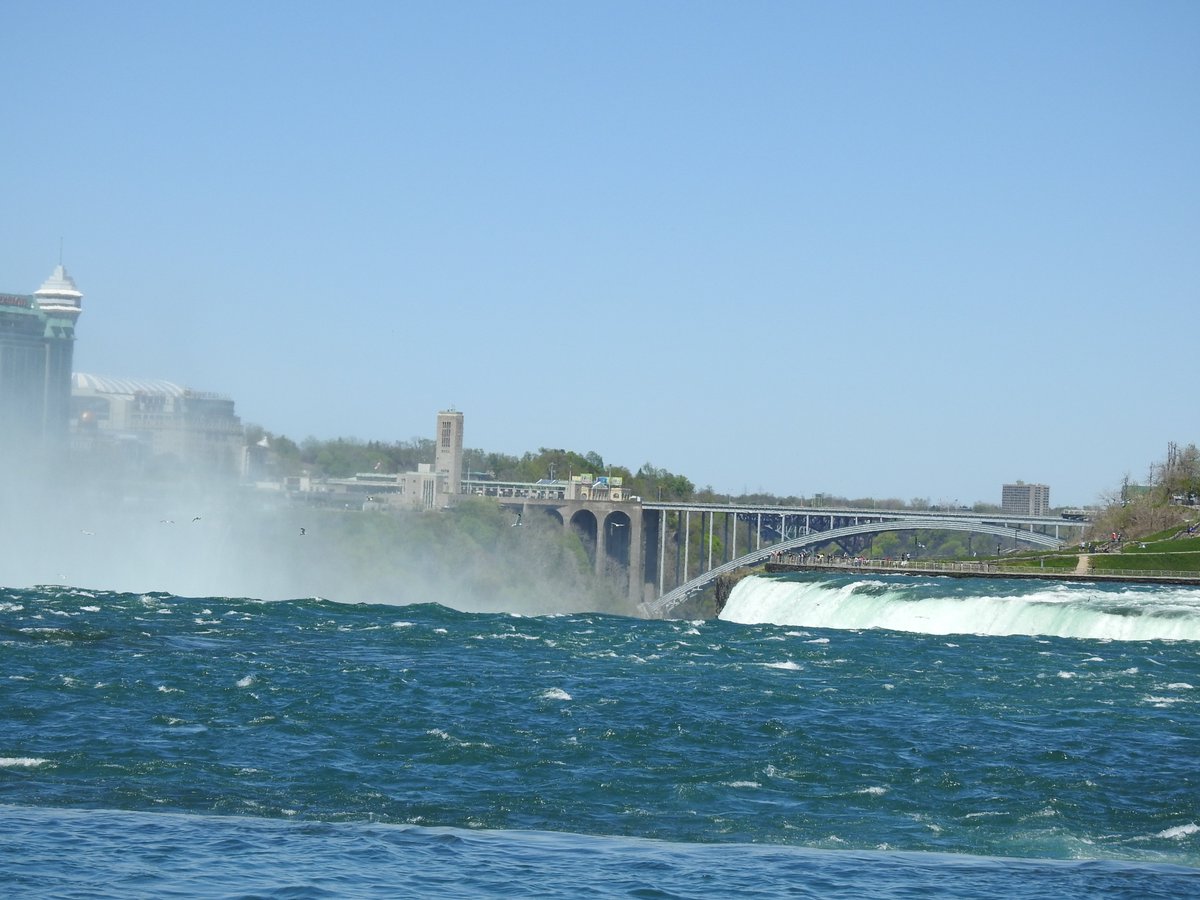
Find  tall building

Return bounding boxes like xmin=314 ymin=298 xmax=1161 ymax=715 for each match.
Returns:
xmin=0 ymin=265 xmax=83 ymax=461
xmin=1002 ymin=482 xmax=1050 ymax=517
xmin=434 ymin=409 xmax=464 ymax=496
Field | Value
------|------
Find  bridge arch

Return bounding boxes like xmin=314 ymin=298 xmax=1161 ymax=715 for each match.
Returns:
xmin=569 ymin=509 xmax=598 ymax=567
xmin=645 ymin=518 xmax=1063 ymax=617
xmin=602 ymin=510 xmax=633 ymax=573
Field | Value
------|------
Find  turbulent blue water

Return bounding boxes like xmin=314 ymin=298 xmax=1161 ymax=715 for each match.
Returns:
xmin=3 ymin=574 xmax=1199 ymax=897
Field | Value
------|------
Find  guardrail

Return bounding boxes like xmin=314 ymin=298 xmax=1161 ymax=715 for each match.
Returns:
xmin=773 ymin=558 xmax=1044 ymax=576
xmin=771 ymin=557 xmax=1200 ymax=582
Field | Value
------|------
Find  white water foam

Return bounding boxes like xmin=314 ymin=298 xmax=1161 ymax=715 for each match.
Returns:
xmin=720 ymin=576 xmax=1200 ymax=642
xmin=1157 ymin=822 xmax=1199 ymax=840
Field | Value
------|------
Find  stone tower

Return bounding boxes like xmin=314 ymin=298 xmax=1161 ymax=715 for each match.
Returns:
xmin=434 ymin=409 xmax=464 ymax=497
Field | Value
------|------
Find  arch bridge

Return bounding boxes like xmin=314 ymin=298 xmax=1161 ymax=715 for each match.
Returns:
xmin=642 ymin=518 xmax=1062 ymax=617
xmin=498 ymin=495 xmax=1083 ymax=617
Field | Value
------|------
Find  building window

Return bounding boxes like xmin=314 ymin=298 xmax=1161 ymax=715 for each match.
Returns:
xmin=441 ymin=421 xmax=451 ymax=448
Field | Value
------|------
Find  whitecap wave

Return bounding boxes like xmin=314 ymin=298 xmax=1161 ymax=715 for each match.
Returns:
xmin=1157 ymin=822 xmax=1199 ymax=840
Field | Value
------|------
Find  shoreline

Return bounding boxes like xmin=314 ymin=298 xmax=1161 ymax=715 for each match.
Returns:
xmin=764 ymin=560 xmax=1200 ymax=587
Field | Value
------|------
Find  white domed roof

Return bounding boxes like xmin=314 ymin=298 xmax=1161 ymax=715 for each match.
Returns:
xmin=73 ymin=373 xmax=186 ymax=397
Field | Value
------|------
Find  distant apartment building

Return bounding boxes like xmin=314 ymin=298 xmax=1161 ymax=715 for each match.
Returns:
xmin=0 ymin=265 xmax=83 ymax=462
xmin=1002 ymin=482 xmax=1050 ymax=516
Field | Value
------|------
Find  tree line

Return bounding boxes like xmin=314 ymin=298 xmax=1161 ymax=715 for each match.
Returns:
xmin=245 ymin=425 xmax=698 ymax=502
xmin=243 ymin=426 xmax=1014 ymax=513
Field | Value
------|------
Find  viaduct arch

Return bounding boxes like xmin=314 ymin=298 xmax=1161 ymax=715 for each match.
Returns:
xmin=510 ymin=499 xmax=644 ymax=589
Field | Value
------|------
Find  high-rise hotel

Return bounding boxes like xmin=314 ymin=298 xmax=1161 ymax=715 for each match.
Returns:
xmin=0 ymin=265 xmax=83 ymax=461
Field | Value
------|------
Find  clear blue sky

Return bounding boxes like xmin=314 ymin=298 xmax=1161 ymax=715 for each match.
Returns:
xmin=3 ymin=2 xmax=1196 ymax=507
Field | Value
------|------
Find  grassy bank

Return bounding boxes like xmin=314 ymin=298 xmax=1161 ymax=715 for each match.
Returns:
xmin=1003 ymin=520 xmax=1200 ymax=576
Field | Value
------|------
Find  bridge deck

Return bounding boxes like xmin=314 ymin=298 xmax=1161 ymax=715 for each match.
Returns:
xmin=765 ymin=561 xmax=1200 ymax=586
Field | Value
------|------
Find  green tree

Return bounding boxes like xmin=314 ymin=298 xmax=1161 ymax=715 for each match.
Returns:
xmin=872 ymin=532 xmax=902 ymax=559
xmin=632 ymin=463 xmax=694 ymax=501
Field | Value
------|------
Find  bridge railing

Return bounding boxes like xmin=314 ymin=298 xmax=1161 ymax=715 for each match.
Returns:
xmin=773 ymin=557 xmax=1046 ymax=575
xmin=771 ymin=557 xmax=1195 ymax=580
xmin=640 ymin=502 xmax=1087 ymax=531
